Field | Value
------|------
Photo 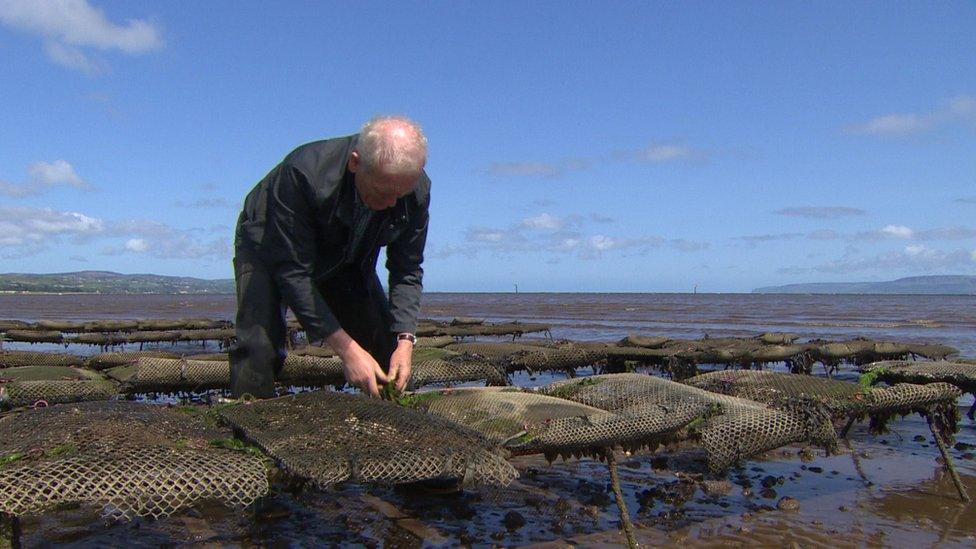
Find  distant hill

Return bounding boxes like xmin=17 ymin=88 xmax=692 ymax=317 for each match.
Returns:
xmin=0 ymin=271 xmax=234 ymax=294
xmin=753 ymin=275 xmax=976 ymax=295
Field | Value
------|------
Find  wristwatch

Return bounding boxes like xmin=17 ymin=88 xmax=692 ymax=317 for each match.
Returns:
xmin=397 ymin=333 xmax=417 ymax=345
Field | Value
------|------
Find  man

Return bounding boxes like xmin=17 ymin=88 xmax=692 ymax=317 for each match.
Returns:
xmin=230 ymin=116 xmax=429 ymax=398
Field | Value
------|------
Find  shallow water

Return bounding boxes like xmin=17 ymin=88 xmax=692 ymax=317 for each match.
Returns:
xmin=3 ymin=292 xmax=975 ymax=547
xmin=4 ymin=292 xmax=973 ymax=354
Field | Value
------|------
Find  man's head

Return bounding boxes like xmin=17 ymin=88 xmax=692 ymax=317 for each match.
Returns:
xmin=348 ymin=116 xmax=428 ymax=211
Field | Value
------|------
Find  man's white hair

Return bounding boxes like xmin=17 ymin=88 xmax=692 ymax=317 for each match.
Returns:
xmin=357 ymin=115 xmax=428 ymax=175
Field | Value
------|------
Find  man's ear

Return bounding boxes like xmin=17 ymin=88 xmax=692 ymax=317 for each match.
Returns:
xmin=348 ymin=151 xmax=361 ymax=173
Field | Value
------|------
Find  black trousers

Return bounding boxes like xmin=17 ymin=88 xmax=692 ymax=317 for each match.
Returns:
xmin=229 ymin=252 xmax=396 ymax=398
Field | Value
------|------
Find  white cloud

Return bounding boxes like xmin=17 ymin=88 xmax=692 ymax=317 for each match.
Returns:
xmin=846 ymin=114 xmax=930 ymax=136
xmin=0 ymin=205 xmax=228 ymax=262
xmin=0 ymin=206 xmax=104 ymax=247
xmin=948 ymin=95 xmax=976 ymax=117
xmin=773 ymin=206 xmax=866 ymax=219
xmin=105 ymin=219 xmax=229 ymax=260
xmin=636 ymin=144 xmax=695 ymax=163
xmin=786 ymin=247 xmax=976 ymax=275
xmin=881 ymin=225 xmax=914 ymax=239
xmin=0 ymin=0 xmax=163 ymax=73
xmin=486 ymin=162 xmax=561 ymax=178
xmin=808 ymin=229 xmax=842 ymax=240
xmin=0 ymin=159 xmax=91 ymax=198
xmin=733 ymin=233 xmax=805 ymax=246
xmin=446 ymin=213 xmax=706 ymax=260
xmin=670 ymin=239 xmax=709 ymax=252
xmin=521 ymin=213 xmax=564 ymax=231
xmin=845 ymin=94 xmax=976 ymax=137
xmin=588 ymin=235 xmax=618 ymax=251
xmin=172 ymin=197 xmax=234 ymax=209
xmin=124 ymin=238 xmax=149 ymax=252
xmin=28 ymin=159 xmax=87 ymax=188
xmin=914 ymin=226 xmax=976 ymax=240
xmin=44 ymin=39 xmax=103 ymax=73
xmin=484 ymin=158 xmax=589 ymax=179
xmin=809 ymin=224 xmax=976 ymax=243
xmin=558 ymin=238 xmax=580 ymax=250
xmin=467 ymin=228 xmax=506 ymax=243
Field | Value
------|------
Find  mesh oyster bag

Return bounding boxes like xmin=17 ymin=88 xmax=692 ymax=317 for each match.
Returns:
xmin=409 ymin=386 xmax=708 ymax=460
xmin=418 ymin=320 xmax=550 ymax=338
xmin=2 ymin=330 xmax=63 ymax=344
xmin=1 ymin=350 xmax=85 ymax=368
xmin=684 ymin=369 xmax=962 ymax=420
xmin=408 ymin=348 xmax=508 ymax=389
xmin=85 ymin=350 xmax=183 ymax=371
xmin=219 ymin=390 xmax=517 ymax=488
xmin=106 ymin=357 xmax=232 ymax=393
xmin=104 ymin=355 xmax=349 ymax=393
xmin=445 ymin=342 xmax=604 ymax=374
xmin=277 ymin=354 xmax=345 ymax=386
xmin=0 ymin=401 xmax=269 ymax=520
xmin=861 ymin=360 xmax=976 ymax=395
xmin=445 ymin=341 xmax=549 ymax=358
xmin=536 ymin=373 xmax=837 ymax=472
xmin=1 ymin=366 xmax=119 ymax=409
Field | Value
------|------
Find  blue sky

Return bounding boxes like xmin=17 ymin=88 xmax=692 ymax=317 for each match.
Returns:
xmin=1 ymin=1 xmax=975 ymax=292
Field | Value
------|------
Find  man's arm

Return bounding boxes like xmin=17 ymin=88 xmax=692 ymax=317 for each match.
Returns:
xmin=265 ymin=164 xmax=341 ymax=343
xmin=385 ymin=202 xmax=428 ymax=335
xmin=386 ymin=188 xmax=430 ymax=334
xmin=265 ymin=165 xmax=388 ymax=396
xmin=384 ymin=192 xmax=429 ymax=392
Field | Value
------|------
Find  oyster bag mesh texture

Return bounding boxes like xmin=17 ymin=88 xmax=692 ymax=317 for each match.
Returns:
xmin=537 ymin=373 xmax=837 ymax=472
xmin=0 ymin=401 xmax=268 ymax=519
xmin=415 ymin=386 xmax=708 ymax=459
xmin=219 ymin=390 xmax=517 ymax=488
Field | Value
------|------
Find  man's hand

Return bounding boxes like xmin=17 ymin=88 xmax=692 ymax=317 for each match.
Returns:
xmin=327 ymin=329 xmax=389 ymax=397
xmin=387 ymin=337 xmax=414 ymax=392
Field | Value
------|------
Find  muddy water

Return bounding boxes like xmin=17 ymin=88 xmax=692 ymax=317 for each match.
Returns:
xmin=3 ymin=292 xmax=976 ymax=547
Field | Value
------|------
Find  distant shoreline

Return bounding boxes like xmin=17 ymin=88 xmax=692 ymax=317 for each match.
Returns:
xmin=3 ymin=272 xmax=973 ymax=296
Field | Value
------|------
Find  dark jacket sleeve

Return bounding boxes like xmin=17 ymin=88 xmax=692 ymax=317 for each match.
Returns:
xmin=385 ymin=192 xmax=429 ymax=334
xmin=264 ymin=164 xmax=341 ymax=343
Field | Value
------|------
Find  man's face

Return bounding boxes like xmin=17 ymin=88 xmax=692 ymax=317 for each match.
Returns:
xmin=349 ymin=152 xmax=420 ymax=211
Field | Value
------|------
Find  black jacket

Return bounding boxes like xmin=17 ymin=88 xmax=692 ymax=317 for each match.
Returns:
xmin=235 ymin=135 xmax=430 ymax=342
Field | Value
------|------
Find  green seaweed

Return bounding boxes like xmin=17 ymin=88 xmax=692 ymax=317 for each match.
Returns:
xmin=396 ymin=390 xmax=444 ymax=408
xmin=546 ymin=376 xmax=603 ymax=400
xmin=209 ymin=437 xmax=266 ymax=457
xmin=412 ymin=347 xmax=457 ymax=362
xmin=381 ymin=382 xmax=401 ymax=402
xmin=509 ymin=432 xmax=536 ymax=446
xmin=0 ymin=452 xmax=24 ymax=467
xmin=175 ymin=402 xmax=239 ymax=427
xmin=684 ymin=404 xmax=722 ymax=432
xmin=858 ymin=368 xmax=887 ymax=393
xmin=49 ymin=442 xmax=78 ymax=456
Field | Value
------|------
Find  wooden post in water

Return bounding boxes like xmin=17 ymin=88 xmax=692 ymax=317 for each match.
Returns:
xmin=926 ymin=414 xmax=970 ymax=502
xmin=606 ymin=450 xmax=638 ymax=549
